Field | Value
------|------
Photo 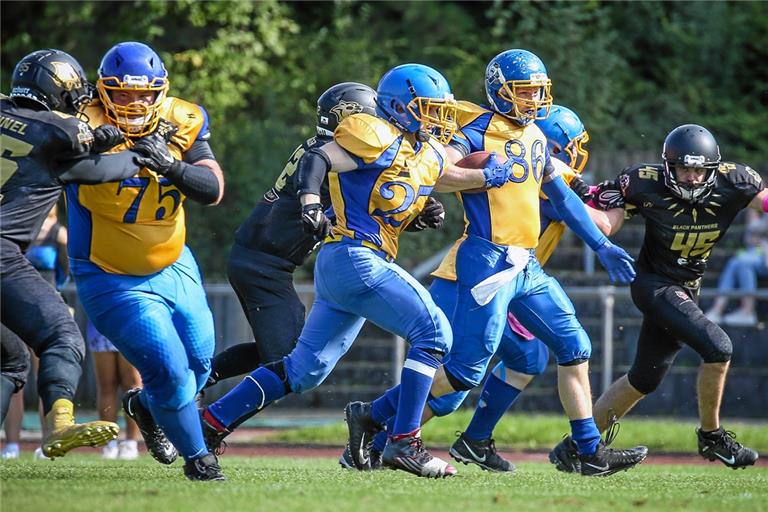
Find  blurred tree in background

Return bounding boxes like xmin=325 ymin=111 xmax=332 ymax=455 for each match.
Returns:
xmin=2 ymin=0 xmax=766 ymax=277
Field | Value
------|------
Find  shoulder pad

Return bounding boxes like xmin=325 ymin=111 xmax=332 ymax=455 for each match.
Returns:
xmin=455 ymin=101 xmax=488 ymax=128
xmin=158 ymin=97 xmax=208 ymax=152
xmin=719 ymin=161 xmax=764 ymax=195
xmin=48 ymin=111 xmax=94 ymax=155
xmin=334 ymin=113 xmax=399 ymax=163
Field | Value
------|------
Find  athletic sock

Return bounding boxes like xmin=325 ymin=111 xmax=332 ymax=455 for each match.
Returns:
xmin=147 ymin=399 xmax=208 ymax=462
xmin=370 ymin=385 xmax=400 ymax=424
xmin=392 ymin=347 xmax=440 ymax=435
xmin=570 ymin=417 xmax=601 ymax=456
xmin=464 ymin=373 xmax=522 ymax=441
xmin=372 ymin=417 xmax=394 ymax=454
xmin=207 ymin=366 xmax=287 ymax=428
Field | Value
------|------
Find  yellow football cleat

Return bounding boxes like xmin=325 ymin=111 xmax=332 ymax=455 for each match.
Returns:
xmin=42 ymin=398 xmax=119 ymax=459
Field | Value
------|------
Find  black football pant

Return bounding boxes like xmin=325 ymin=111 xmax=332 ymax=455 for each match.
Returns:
xmin=626 ymin=271 xmax=732 ymax=395
xmin=0 ymin=238 xmax=84 ymax=414
xmin=207 ymin=244 xmax=304 ymax=396
xmin=1 ymin=324 xmax=31 ymax=424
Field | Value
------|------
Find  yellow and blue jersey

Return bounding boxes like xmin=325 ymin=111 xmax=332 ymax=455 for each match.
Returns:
xmin=327 ymin=113 xmax=447 ymax=259
xmin=432 ymin=101 xmax=555 ymax=280
xmin=66 ymin=97 xmax=209 ymax=275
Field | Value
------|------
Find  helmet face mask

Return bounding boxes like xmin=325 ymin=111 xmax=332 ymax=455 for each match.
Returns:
xmin=376 ymin=63 xmax=457 ymax=144
xmin=662 ymin=124 xmax=721 ymax=202
xmin=10 ymin=49 xmax=92 ymax=115
xmin=485 ymin=50 xmax=553 ymax=126
xmin=97 ymin=42 xmax=169 ymax=137
xmin=535 ymin=104 xmax=589 ymax=173
xmin=316 ymin=82 xmax=377 ymax=137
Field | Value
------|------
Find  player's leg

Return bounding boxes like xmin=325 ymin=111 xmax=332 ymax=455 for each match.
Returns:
xmin=115 ymin=353 xmax=142 ymax=459
xmin=0 ymin=326 xmax=30 ymax=425
xmin=207 ymin=245 xmax=304 ymax=386
xmin=510 ymin=261 xmax=646 ymax=476
xmin=632 ymin=280 xmax=757 ymax=468
xmin=449 ymin=321 xmax=549 ymax=472
xmin=91 ymin=351 xmax=120 ymax=459
xmin=1 ymin=241 xmax=118 ymax=457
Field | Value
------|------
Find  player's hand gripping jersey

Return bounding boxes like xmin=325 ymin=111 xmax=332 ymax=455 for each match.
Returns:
xmin=234 ymin=136 xmax=331 ymax=266
xmin=66 ymin=97 xmax=210 ymax=275
xmin=593 ymin=162 xmax=764 ymax=283
xmin=327 ymin=113 xmax=447 ymax=259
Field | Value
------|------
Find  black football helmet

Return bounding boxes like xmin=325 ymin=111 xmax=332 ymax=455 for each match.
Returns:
xmin=662 ymin=124 xmax=721 ymax=202
xmin=9 ymin=49 xmax=93 ymax=115
xmin=316 ymin=82 xmax=377 ymax=137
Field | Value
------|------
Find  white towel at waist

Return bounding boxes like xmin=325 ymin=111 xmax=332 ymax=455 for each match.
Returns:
xmin=470 ymin=246 xmax=531 ymax=306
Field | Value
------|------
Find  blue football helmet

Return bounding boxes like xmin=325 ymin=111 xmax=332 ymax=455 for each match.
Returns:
xmin=97 ymin=42 xmax=169 ymax=137
xmin=375 ymin=63 xmax=457 ymax=144
xmin=485 ymin=49 xmax=552 ymax=126
xmin=535 ymin=105 xmax=590 ymax=173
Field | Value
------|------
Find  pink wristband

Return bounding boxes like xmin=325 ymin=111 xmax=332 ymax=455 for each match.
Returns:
xmin=762 ymin=194 xmax=768 ymax=213
xmin=586 ymin=186 xmax=600 ymax=209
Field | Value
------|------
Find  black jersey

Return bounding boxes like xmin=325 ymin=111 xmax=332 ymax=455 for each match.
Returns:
xmin=1 ymin=97 xmax=93 ymax=251
xmin=594 ymin=162 xmax=764 ymax=285
xmin=234 ymin=136 xmax=332 ymax=267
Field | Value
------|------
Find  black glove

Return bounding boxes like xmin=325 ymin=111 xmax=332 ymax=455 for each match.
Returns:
xmin=301 ymin=203 xmax=331 ymax=240
xmin=91 ymin=124 xmax=125 ymax=153
xmin=570 ymin=175 xmax=592 ymax=203
xmin=132 ymin=133 xmax=180 ymax=175
xmin=406 ymin=197 xmax=445 ymax=232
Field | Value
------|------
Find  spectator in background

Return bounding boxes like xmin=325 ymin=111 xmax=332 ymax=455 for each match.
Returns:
xmin=706 ymin=210 xmax=768 ymax=326
xmin=86 ymin=320 xmax=142 ymax=460
xmin=2 ymin=205 xmax=67 ymax=460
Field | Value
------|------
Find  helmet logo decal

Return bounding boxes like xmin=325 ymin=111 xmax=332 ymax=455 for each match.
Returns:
xmin=51 ymin=61 xmax=82 ymax=91
xmin=122 ymin=75 xmax=150 ymax=87
xmin=330 ymin=100 xmax=364 ymax=122
xmin=683 ymin=154 xmax=706 ymax=167
xmin=486 ymin=62 xmax=504 ymax=85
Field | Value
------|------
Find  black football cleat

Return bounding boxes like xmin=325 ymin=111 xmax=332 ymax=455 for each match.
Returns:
xmin=449 ymin=432 xmax=514 ymax=472
xmin=344 ymin=401 xmax=383 ymax=470
xmin=697 ymin=427 xmax=759 ymax=469
xmin=579 ymin=442 xmax=648 ymax=477
xmin=201 ymin=408 xmax=230 ymax=456
xmin=122 ymin=388 xmax=178 ymax=465
xmin=183 ymin=452 xmax=226 ymax=481
xmin=339 ymin=444 xmax=382 ymax=470
xmin=382 ymin=431 xmax=457 ymax=478
xmin=549 ymin=435 xmax=581 ymax=473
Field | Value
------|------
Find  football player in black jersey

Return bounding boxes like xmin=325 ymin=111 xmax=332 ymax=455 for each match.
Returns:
xmin=0 ymin=49 xmax=150 ymax=458
xmin=550 ymin=124 xmax=764 ymax=471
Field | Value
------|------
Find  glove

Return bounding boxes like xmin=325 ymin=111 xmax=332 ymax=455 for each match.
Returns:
xmin=132 ymin=133 xmax=180 ymax=175
xmin=91 ymin=124 xmax=124 ymax=153
xmin=482 ymin=152 xmax=514 ymax=188
xmin=596 ymin=241 xmax=636 ymax=284
xmin=301 ymin=203 xmax=331 ymax=240
xmin=407 ymin=197 xmax=445 ymax=232
xmin=570 ymin=175 xmax=592 ymax=203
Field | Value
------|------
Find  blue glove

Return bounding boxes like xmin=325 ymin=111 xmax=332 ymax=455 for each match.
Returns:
xmin=482 ymin=152 xmax=514 ymax=188
xmin=596 ymin=241 xmax=636 ymax=284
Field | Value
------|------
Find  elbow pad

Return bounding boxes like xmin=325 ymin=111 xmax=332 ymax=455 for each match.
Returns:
xmin=296 ymin=148 xmax=332 ymax=197
xmin=164 ymin=161 xmax=221 ymax=205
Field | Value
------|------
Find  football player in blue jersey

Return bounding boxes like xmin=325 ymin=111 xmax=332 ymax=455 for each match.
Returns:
xmin=1 ymin=48 xmax=157 ymax=456
xmin=66 ymin=42 xmax=226 ymax=480
xmin=199 ymin=63 xmax=520 ymax=478
xmin=345 ymin=50 xmax=648 ymax=477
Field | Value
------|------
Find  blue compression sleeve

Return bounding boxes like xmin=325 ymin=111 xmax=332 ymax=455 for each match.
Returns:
xmin=542 ymin=176 xmax=608 ymax=251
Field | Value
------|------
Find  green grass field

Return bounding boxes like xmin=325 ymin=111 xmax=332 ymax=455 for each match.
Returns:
xmin=260 ymin=411 xmax=768 ymax=454
xmin=2 ymin=455 xmax=767 ymax=512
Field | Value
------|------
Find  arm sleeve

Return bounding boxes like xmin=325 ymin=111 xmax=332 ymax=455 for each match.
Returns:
xmin=542 ymin=175 xmax=608 ymax=251
xmin=182 ymin=139 xmax=216 ymax=164
xmin=296 ymin=148 xmax=332 ymax=197
xmin=163 ymin=161 xmax=221 ymax=205
xmin=58 ymin=151 xmax=143 ymax=184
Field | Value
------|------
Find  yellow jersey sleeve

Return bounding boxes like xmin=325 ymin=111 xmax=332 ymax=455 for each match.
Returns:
xmin=334 ymin=114 xmax=400 ymax=164
xmin=160 ymin=97 xmax=207 ymax=153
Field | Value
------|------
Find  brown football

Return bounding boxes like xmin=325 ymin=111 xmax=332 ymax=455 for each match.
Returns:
xmin=454 ymin=151 xmax=506 ymax=193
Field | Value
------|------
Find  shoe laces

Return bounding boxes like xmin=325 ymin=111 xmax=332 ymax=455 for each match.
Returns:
xmin=603 ymin=412 xmax=621 ymax=447
xmin=718 ymin=430 xmax=744 ymax=453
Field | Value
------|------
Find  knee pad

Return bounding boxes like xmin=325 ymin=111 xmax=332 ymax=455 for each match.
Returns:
xmin=701 ymin=330 xmax=732 ymax=363
xmin=627 ymin=365 xmax=668 ymax=395
xmin=428 ymin=390 xmax=470 ymax=417
xmin=552 ymin=330 xmax=592 ymax=365
xmin=444 ymin=366 xmax=476 ymax=391
xmin=265 ymin=359 xmax=295 ymax=394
